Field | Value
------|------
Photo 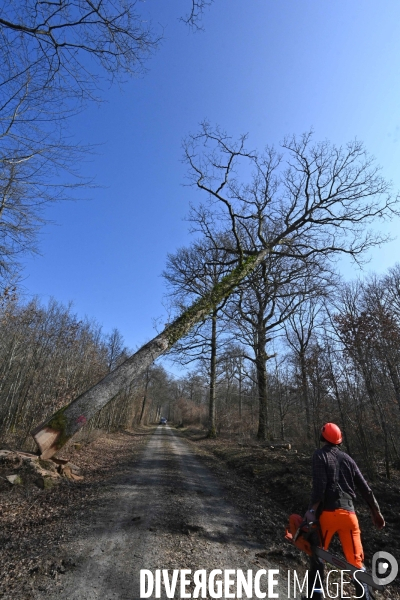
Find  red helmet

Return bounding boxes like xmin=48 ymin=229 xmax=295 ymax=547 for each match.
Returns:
xmin=321 ymin=422 xmax=342 ymax=445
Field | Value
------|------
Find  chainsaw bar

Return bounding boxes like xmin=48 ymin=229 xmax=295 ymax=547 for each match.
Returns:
xmin=314 ymin=547 xmax=384 ymax=591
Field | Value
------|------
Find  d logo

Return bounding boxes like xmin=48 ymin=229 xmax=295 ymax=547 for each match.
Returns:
xmin=372 ymin=551 xmax=398 ymax=586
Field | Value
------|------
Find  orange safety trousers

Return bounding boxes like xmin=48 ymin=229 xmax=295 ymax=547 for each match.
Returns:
xmin=319 ymin=509 xmax=364 ymax=569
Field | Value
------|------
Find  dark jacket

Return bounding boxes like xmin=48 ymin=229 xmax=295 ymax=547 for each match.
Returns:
xmin=310 ymin=444 xmax=372 ymax=508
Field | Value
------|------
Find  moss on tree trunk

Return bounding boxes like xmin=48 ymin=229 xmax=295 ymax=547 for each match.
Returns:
xmin=32 ymin=251 xmax=269 ymax=458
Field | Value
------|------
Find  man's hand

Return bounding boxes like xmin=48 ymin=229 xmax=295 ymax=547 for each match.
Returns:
xmin=304 ymin=502 xmax=320 ymax=523
xmin=371 ymin=510 xmax=385 ymax=529
xmin=304 ymin=510 xmax=316 ymax=523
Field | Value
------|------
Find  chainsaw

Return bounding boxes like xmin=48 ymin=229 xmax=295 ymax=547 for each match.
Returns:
xmin=285 ymin=514 xmax=384 ymax=592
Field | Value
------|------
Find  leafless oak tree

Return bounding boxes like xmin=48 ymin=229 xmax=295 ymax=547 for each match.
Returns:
xmin=184 ymin=124 xmax=397 ymax=266
xmin=32 ymin=127 xmax=400 ymax=456
xmin=183 ymin=123 xmax=399 ymax=439
xmin=163 ymin=239 xmax=232 ymax=437
xmin=284 ymin=297 xmax=326 ymax=440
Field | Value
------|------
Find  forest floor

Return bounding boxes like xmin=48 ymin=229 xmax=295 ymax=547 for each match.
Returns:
xmin=180 ymin=428 xmax=400 ymax=596
xmin=0 ymin=425 xmax=399 ymax=599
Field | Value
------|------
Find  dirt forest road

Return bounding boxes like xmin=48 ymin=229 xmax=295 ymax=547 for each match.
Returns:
xmin=33 ymin=426 xmax=283 ymax=600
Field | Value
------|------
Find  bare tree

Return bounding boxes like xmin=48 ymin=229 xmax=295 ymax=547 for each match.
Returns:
xmin=0 ymin=1 xmax=209 ymax=284
xmin=0 ymin=140 xmax=89 ymax=282
xmin=284 ymin=297 xmax=325 ymax=440
xmin=0 ymin=296 xmax=110 ymax=447
xmin=0 ymin=1 xmax=159 ymax=282
xmin=32 ymin=129 xmax=400 ymax=457
xmin=227 ymin=252 xmax=324 ymax=439
xmin=0 ymin=0 xmax=214 ymax=133
xmin=163 ymin=239 xmax=231 ymax=437
xmin=106 ymin=328 xmax=128 ymax=373
xmin=184 ymin=124 xmax=397 ymax=266
xmin=181 ymin=0 xmax=214 ymax=29
xmin=0 ymin=1 xmax=159 ymax=104
xmin=333 ymin=280 xmax=400 ymax=478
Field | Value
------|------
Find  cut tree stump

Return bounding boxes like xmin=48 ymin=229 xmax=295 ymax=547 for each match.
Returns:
xmin=0 ymin=449 xmax=84 ymax=486
xmin=6 ymin=474 xmax=22 ymax=485
xmin=267 ymin=443 xmax=292 ymax=450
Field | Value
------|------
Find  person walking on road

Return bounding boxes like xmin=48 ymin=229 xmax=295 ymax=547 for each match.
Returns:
xmin=304 ymin=422 xmax=385 ymax=600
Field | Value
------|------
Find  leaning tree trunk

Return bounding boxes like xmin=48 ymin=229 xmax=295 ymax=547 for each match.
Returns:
xmin=32 ymin=252 xmax=269 ymax=458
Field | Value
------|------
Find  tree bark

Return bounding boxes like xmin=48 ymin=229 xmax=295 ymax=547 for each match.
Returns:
xmin=299 ymin=350 xmax=311 ymax=441
xmin=385 ymin=357 xmax=400 ymax=411
xmin=207 ymin=309 xmax=218 ymax=438
xmin=139 ymin=367 xmax=150 ymax=424
xmin=256 ymin=330 xmax=269 ymax=441
xmin=238 ymin=363 xmax=242 ymax=419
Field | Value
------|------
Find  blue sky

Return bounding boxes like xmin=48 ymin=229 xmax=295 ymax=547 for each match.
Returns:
xmin=22 ymin=0 xmax=400 ymax=353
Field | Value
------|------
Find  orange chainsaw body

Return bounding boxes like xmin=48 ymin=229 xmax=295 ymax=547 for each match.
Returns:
xmin=285 ymin=513 xmax=313 ymax=556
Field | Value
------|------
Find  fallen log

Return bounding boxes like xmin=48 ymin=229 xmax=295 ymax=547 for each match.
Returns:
xmin=267 ymin=443 xmax=292 ymax=450
xmin=0 ymin=449 xmax=84 ymax=485
xmin=60 ymin=464 xmax=84 ymax=481
xmin=32 ymin=251 xmax=270 ymax=458
xmin=237 ymin=442 xmax=292 ymax=450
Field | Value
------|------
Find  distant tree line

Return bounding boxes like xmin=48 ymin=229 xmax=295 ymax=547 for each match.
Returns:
xmin=1 ymin=0 xmax=399 ymax=482
xmin=2 ymin=261 xmax=400 ymax=482
xmin=1 ymin=107 xmax=400 ymax=482
xmin=0 ymin=294 xmax=176 ymax=449
xmin=164 ymin=265 xmax=400 ymax=480
xmin=160 ymin=124 xmax=400 ymax=480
